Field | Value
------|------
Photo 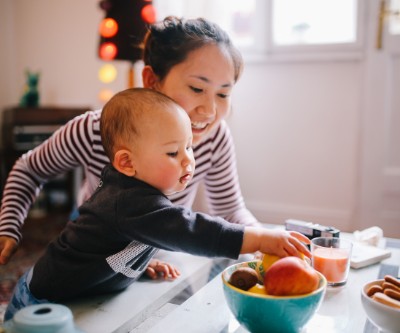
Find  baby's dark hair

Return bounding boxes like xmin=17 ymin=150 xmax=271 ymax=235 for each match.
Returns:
xmin=143 ymin=16 xmax=243 ymax=82
xmin=100 ymin=88 xmax=177 ymax=161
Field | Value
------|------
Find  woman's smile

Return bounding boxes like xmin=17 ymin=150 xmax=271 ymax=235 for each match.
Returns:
xmin=191 ymin=121 xmax=208 ymax=130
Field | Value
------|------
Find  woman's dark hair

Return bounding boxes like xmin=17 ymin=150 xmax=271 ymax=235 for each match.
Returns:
xmin=142 ymin=16 xmax=243 ymax=82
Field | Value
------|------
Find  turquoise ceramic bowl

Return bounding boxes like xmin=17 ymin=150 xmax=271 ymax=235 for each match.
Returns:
xmin=222 ymin=260 xmax=327 ymax=333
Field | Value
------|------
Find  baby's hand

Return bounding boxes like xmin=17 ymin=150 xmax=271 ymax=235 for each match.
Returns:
xmin=264 ymin=229 xmax=311 ymax=259
xmin=242 ymin=227 xmax=311 ymax=259
xmin=145 ymin=259 xmax=181 ymax=280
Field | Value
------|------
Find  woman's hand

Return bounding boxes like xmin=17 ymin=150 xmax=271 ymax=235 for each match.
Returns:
xmin=0 ymin=236 xmax=18 ymax=265
xmin=145 ymin=258 xmax=181 ymax=280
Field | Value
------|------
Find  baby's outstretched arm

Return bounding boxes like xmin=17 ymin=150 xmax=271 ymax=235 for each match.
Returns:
xmin=241 ymin=227 xmax=311 ymax=258
xmin=145 ymin=258 xmax=181 ymax=280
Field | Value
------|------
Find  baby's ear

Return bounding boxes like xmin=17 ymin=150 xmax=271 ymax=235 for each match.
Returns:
xmin=113 ymin=150 xmax=136 ymax=177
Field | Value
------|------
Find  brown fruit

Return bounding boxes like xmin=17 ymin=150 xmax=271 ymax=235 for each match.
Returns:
xmin=264 ymin=257 xmax=320 ymax=296
xmin=229 ymin=267 xmax=258 ymax=291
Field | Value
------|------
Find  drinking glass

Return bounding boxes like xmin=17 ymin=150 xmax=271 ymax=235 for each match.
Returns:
xmin=311 ymin=237 xmax=353 ymax=287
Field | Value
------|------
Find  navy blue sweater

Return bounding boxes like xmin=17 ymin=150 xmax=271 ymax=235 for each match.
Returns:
xmin=29 ymin=165 xmax=244 ymax=301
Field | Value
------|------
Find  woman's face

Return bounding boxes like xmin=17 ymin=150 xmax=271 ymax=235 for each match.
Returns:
xmin=145 ymin=44 xmax=236 ymax=145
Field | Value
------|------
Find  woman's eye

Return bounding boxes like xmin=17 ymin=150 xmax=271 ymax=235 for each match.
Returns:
xmin=190 ymin=86 xmax=203 ymax=94
xmin=167 ymin=152 xmax=178 ymax=157
xmin=218 ymin=93 xmax=229 ymax=99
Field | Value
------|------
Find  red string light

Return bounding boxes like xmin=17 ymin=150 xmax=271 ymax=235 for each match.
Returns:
xmin=141 ymin=4 xmax=156 ymax=24
xmin=99 ymin=18 xmax=118 ymax=38
xmin=99 ymin=42 xmax=117 ymax=60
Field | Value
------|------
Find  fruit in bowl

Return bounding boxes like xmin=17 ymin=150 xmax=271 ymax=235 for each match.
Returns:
xmin=222 ymin=259 xmax=327 ymax=333
xmin=361 ymin=275 xmax=400 ymax=332
xmin=264 ymin=256 xmax=320 ymax=296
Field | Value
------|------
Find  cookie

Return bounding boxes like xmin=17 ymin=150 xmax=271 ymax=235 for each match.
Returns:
xmin=384 ymin=275 xmax=400 ymax=288
xmin=382 ymin=281 xmax=400 ymax=293
xmin=383 ymin=288 xmax=400 ymax=302
xmin=367 ymin=284 xmax=383 ymax=297
xmin=372 ymin=292 xmax=400 ymax=309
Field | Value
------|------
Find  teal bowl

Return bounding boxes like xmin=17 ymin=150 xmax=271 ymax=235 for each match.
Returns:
xmin=222 ymin=260 xmax=327 ymax=333
xmin=1 ymin=303 xmax=85 ymax=333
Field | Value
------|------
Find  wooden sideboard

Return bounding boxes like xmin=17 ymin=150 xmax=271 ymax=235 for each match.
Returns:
xmin=0 ymin=106 xmax=90 ymax=213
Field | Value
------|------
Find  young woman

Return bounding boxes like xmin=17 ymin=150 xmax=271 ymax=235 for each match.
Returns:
xmin=0 ymin=16 xmax=260 ymax=265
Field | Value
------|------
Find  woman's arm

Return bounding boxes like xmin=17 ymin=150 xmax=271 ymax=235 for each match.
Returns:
xmin=0 ymin=110 xmax=102 ymax=263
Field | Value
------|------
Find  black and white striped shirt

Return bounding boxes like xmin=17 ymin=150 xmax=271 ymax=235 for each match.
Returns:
xmin=0 ymin=110 xmax=258 ymax=242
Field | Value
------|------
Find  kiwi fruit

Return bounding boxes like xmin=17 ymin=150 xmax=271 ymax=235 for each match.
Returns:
xmin=229 ymin=267 xmax=258 ymax=290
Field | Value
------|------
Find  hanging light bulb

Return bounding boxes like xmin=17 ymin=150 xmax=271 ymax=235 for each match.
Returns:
xmin=99 ymin=42 xmax=117 ymax=60
xmin=141 ymin=4 xmax=156 ymax=24
xmin=99 ymin=18 xmax=118 ymax=38
xmin=98 ymin=64 xmax=117 ymax=83
xmin=98 ymin=88 xmax=115 ymax=103
xmin=99 ymin=0 xmax=112 ymax=11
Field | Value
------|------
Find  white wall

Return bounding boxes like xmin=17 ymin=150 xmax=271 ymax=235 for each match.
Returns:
xmin=0 ymin=0 xmax=367 ymax=234
xmin=0 ymin=0 xmax=131 ymax=116
xmin=229 ymin=61 xmax=362 ymax=232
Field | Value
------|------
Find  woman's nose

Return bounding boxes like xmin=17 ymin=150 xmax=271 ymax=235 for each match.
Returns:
xmin=197 ymin=97 xmax=216 ymax=116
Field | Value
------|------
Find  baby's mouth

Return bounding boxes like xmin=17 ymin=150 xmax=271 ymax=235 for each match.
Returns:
xmin=179 ymin=174 xmax=192 ymax=184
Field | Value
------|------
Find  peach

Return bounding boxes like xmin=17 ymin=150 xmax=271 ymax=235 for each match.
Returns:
xmin=264 ymin=256 xmax=319 ymax=296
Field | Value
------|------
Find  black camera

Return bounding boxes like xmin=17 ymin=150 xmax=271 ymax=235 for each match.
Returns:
xmin=285 ymin=219 xmax=340 ymax=239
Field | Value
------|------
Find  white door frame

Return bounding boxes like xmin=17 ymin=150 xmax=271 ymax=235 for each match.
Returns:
xmin=358 ymin=0 xmax=400 ymax=237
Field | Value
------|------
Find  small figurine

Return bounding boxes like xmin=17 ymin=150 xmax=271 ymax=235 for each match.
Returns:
xmin=20 ymin=70 xmax=40 ymax=107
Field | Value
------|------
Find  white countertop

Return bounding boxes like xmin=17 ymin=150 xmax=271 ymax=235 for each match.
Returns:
xmin=65 ymin=229 xmax=400 ymax=333
xmin=144 ymin=241 xmax=400 ymax=333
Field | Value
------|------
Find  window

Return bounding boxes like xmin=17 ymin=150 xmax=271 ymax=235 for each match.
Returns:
xmin=272 ymin=0 xmax=357 ymax=46
xmin=154 ymin=0 xmax=258 ymax=49
xmin=153 ymin=0 xmax=362 ymax=61
xmin=389 ymin=0 xmax=400 ymax=35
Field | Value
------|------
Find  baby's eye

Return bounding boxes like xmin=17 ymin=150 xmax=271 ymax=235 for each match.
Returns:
xmin=186 ymin=146 xmax=193 ymax=152
xmin=167 ymin=152 xmax=178 ymax=157
xmin=190 ymin=86 xmax=203 ymax=94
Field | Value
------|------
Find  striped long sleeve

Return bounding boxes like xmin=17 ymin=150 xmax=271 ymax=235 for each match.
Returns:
xmin=0 ymin=110 xmax=258 ymax=243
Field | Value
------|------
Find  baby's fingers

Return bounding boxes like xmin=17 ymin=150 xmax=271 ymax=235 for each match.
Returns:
xmin=145 ymin=267 xmax=158 ymax=279
xmin=288 ymin=233 xmax=311 ymax=258
xmin=289 ymin=231 xmax=310 ymax=245
xmin=155 ymin=263 xmax=181 ymax=280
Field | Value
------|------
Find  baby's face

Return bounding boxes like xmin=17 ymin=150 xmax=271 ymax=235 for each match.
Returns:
xmin=132 ymin=104 xmax=195 ymax=195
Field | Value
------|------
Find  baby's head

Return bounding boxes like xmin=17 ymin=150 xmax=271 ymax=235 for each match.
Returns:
xmin=100 ymin=88 xmax=195 ymax=195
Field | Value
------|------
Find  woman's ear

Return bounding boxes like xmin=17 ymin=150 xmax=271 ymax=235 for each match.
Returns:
xmin=113 ymin=149 xmax=136 ymax=177
xmin=142 ymin=65 xmax=159 ymax=89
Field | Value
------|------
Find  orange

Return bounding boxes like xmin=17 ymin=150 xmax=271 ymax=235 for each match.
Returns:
xmin=247 ymin=283 xmax=267 ymax=295
xmin=262 ymin=254 xmax=280 ymax=271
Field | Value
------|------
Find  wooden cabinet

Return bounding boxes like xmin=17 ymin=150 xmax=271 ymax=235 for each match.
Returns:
xmin=1 ymin=106 xmax=90 ymax=214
